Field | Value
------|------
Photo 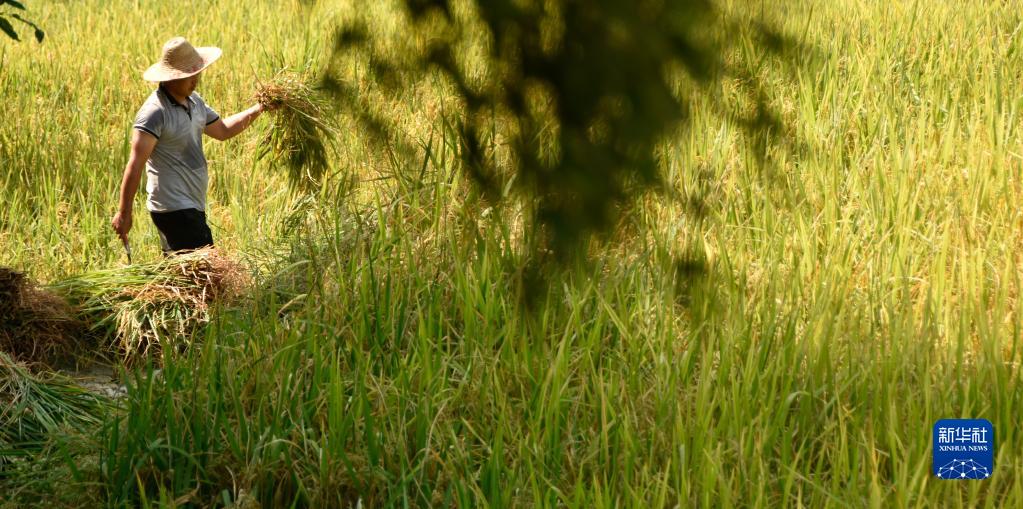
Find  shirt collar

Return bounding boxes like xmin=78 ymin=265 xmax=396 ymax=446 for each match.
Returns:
xmin=157 ymin=84 xmax=195 ymax=108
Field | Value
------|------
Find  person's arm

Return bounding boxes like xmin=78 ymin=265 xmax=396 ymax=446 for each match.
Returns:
xmin=111 ymin=129 xmax=157 ymax=242
xmin=204 ymin=103 xmax=266 ymax=141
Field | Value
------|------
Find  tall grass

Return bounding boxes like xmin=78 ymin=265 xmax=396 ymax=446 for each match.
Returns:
xmin=3 ymin=0 xmax=1023 ymax=507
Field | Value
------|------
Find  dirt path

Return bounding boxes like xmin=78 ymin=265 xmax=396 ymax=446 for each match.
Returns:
xmin=66 ymin=362 xmax=127 ymax=399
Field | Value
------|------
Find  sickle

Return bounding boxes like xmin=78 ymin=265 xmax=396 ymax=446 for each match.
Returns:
xmin=122 ymin=238 xmax=133 ymax=264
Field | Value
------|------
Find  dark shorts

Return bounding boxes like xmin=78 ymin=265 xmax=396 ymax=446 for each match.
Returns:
xmin=150 ymin=208 xmax=214 ymax=254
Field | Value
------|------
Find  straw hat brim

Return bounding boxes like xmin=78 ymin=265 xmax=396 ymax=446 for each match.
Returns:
xmin=142 ymin=47 xmax=222 ymax=82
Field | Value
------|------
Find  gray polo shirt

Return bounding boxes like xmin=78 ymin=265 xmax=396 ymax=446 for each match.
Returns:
xmin=132 ymin=86 xmax=220 ymax=212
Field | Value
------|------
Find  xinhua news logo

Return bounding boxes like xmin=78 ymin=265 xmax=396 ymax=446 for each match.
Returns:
xmin=933 ymin=419 xmax=994 ymax=479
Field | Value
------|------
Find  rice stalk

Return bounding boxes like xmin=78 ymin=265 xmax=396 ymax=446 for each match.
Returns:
xmin=0 ymin=351 xmax=109 ymax=464
xmin=254 ymin=69 xmax=340 ymax=193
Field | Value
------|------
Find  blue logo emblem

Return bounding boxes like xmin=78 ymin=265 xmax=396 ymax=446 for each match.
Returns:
xmin=933 ymin=419 xmax=994 ymax=479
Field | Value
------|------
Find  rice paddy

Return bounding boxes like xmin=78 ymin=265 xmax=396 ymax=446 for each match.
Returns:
xmin=2 ymin=0 xmax=1023 ymax=507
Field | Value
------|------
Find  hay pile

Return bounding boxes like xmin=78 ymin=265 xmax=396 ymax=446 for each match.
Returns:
xmin=51 ymin=248 xmax=249 ymax=365
xmin=254 ymin=69 xmax=340 ymax=192
xmin=0 ymin=268 xmax=84 ymax=368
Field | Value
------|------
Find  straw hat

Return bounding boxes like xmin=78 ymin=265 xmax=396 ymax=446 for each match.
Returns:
xmin=142 ymin=37 xmax=222 ymax=82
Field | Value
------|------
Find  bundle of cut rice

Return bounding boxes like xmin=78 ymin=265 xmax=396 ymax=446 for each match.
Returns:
xmin=0 ymin=267 xmax=85 ymax=368
xmin=49 ymin=248 xmax=249 ymax=366
xmin=254 ymin=69 xmax=340 ymax=192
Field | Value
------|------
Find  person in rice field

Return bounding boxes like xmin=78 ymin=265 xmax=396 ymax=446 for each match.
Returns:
xmin=112 ymin=36 xmax=274 ymax=254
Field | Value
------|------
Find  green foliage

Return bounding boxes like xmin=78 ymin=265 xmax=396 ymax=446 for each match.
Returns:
xmin=0 ymin=0 xmax=44 ymax=43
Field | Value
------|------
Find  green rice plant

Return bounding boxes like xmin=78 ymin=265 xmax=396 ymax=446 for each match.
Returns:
xmin=0 ymin=351 xmax=109 ymax=463
xmin=49 ymin=248 xmax=249 ymax=366
xmin=254 ymin=69 xmax=340 ymax=193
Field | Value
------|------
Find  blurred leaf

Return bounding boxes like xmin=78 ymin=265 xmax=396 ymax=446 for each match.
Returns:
xmin=0 ymin=17 xmax=19 ymax=41
xmin=323 ymin=0 xmax=799 ymax=265
xmin=332 ymin=25 xmax=367 ymax=51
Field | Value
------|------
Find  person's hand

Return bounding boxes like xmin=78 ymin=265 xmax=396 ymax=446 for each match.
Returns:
xmin=112 ymin=210 xmax=132 ymax=242
xmin=256 ymin=100 xmax=280 ymax=112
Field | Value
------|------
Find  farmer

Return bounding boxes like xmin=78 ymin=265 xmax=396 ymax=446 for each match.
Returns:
xmin=112 ymin=36 xmax=272 ymax=254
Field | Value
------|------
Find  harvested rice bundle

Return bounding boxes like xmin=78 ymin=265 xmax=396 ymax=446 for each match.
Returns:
xmin=0 ymin=351 xmax=108 ymax=462
xmin=254 ymin=69 xmax=340 ymax=192
xmin=49 ymin=248 xmax=249 ymax=366
xmin=0 ymin=267 xmax=85 ymax=368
